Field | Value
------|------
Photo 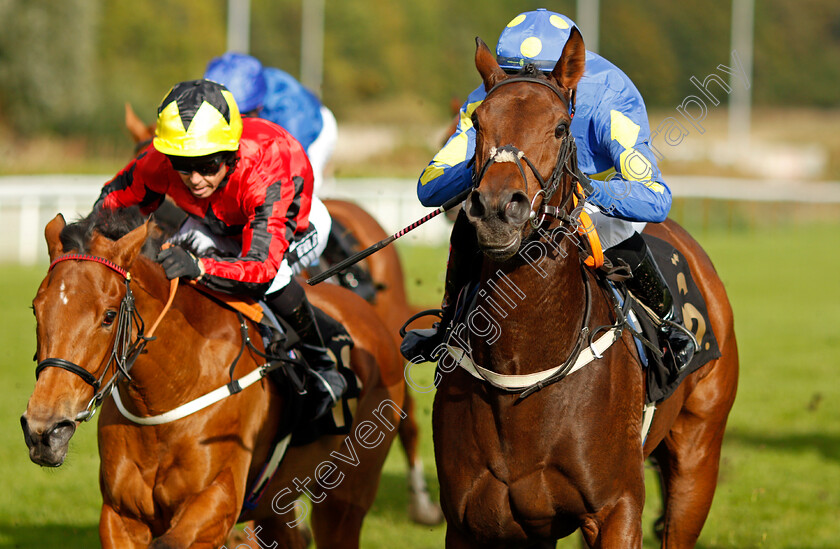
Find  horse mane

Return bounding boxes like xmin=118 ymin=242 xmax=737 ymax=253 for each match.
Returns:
xmin=510 ymin=63 xmax=550 ymax=80
xmin=59 ymin=206 xmax=165 ymax=258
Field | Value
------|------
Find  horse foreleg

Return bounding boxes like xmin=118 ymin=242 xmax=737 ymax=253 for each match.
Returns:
xmin=226 ymin=518 xmax=311 ymax=549
xmin=150 ymin=468 xmax=240 ymax=549
xmin=580 ymin=495 xmax=644 ymax=549
xmin=398 ymin=388 xmax=444 ymax=525
xmin=100 ymin=503 xmax=153 ymax=548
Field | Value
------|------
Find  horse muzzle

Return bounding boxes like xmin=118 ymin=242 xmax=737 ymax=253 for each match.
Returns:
xmin=465 ymin=188 xmax=531 ymax=261
xmin=20 ymin=414 xmax=76 ymax=467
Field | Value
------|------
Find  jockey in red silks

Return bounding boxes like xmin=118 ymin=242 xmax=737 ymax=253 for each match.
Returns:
xmin=402 ymin=9 xmax=696 ymax=373
xmin=204 ymin=52 xmax=377 ymax=300
xmin=96 ymin=79 xmax=347 ymax=419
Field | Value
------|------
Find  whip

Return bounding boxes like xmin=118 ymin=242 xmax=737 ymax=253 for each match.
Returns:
xmin=307 ymin=187 xmax=471 ymax=286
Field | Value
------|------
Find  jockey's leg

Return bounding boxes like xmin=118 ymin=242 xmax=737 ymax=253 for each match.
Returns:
xmin=322 ymin=216 xmax=377 ymax=302
xmin=400 ymin=209 xmax=479 ymax=362
xmin=604 ymin=231 xmax=696 ymax=372
xmin=265 ymin=278 xmax=348 ymax=419
xmin=264 ymin=203 xmax=348 ymax=419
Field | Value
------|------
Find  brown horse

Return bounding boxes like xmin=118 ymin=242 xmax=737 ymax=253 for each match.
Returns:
xmin=22 ymin=210 xmax=407 ymax=548
xmin=124 ymin=104 xmax=443 ymax=525
xmin=431 ymin=32 xmax=738 ymax=548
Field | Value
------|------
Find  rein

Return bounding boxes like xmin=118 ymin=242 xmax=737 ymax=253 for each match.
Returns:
xmin=36 ymin=253 xmax=177 ymax=422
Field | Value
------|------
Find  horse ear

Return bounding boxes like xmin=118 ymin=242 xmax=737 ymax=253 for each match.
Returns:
xmin=45 ymin=214 xmax=66 ymax=261
xmin=475 ymin=37 xmax=506 ymax=92
xmin=551 ymin=27 xmax=586 ymax=91
xmin=113 ymin=220 xmax=151 ymax=269
xmin=125 ymin=102 xmax=154 ymax=143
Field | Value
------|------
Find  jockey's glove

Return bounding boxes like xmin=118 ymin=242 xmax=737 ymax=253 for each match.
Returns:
xmin=156 ymin=246 xmax=203 ymax=280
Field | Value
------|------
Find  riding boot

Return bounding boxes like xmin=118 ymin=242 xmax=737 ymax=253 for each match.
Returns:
xmin=607 ymin=233 xmax=696 ymax=373
xmin=266 ymin=282 xmax=348 ymax=420
xmin=323 ymin=219 xmax=377 ymax=302
xmin=400 ymin=209 xmax=478 ymax=362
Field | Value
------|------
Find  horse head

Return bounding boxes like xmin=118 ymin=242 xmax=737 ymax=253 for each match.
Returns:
xmin=21 ymin=212 xmax=150 ymax=467
xmin=465 ymin=29 xmax=585 ymax=261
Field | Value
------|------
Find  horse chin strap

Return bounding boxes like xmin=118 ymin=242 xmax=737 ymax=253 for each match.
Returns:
xmin=35 ymin=253 xmax=176 ymax=422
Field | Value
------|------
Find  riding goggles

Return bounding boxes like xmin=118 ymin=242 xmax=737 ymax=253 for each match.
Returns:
xmin=167 ymin=153 xmax=226 ymax=176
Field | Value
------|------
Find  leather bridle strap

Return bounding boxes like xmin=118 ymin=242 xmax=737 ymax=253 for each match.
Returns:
xmin=35 ymin=358 xmax=100 ymax=391
xmin=487 ymin=76 xmax=569 ymax=105
xmin=34 ymin=252 xmax=179 ymax=421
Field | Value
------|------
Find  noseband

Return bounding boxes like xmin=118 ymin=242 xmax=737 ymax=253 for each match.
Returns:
xmin=472 ymin=76 xmax=592 ymax=230
xmin=35 ymin=253 xmax=152 ymax=422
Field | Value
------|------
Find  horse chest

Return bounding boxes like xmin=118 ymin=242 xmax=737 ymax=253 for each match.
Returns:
xmin=434 ymin=377 xmax=597 ymax=537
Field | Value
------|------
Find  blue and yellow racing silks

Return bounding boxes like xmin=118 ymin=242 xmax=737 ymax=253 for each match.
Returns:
xmin=417 ymin=51 xmax=671 ymax=223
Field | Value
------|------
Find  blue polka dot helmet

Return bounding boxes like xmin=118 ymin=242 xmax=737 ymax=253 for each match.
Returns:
xmin=204 ymin=52 xmax=267 ymax=113
xmin=496 ymin=9 xmax=579 ymax=72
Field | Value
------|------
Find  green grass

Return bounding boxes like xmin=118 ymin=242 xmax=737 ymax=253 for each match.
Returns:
xmin=3 ymin=221 xmax=840 ymax=548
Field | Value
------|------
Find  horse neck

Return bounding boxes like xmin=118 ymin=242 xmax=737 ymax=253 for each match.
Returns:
xmin=467 ymin=230 xmax=588 ymax=376
xmin=119 ymin=259 xmax=227 ymax=414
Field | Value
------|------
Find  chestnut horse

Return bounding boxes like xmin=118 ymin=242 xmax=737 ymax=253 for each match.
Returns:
xmin=124 ymin=104 xmax=443 ymax=525
xmin=431 ymin=32 xmax=738 ymax=548
xmin=22 ymin=210 xmax=406 ymax=548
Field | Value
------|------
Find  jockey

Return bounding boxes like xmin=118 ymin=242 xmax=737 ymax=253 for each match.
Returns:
xmin=204 ymin=52 xmax=376 ymax=300
xmin=95 ymin=79 xmax=347 ymax=419
xmin=402 ymin=9 xmax=696 ymax=373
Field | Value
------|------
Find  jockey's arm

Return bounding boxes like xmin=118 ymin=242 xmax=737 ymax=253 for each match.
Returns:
xmin=94 ymin=151 xmax=166 ymax=215
xmin=198 ymin=177 xmax=306 ymax=298
xmin=585 ymin=90 xmax=671 ymax=223
xmin=417 ymin=88 xmax=485 ymax=207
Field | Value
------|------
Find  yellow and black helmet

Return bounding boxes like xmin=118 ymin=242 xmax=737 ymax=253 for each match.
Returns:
xmin=153 ymin=79 xmax=243 ymax=157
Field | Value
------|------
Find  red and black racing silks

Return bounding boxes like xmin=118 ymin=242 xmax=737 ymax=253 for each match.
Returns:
xmin=96 ymin=117 xmax=314 ymax=297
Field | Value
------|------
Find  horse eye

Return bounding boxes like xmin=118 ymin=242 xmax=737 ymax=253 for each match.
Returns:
xmin=555 ymin=122 xmax=568 ymax=138
xmin=471 ymin=114 xmax=480 ymax=132
xmin=102 ymin=310 xmax=118 ymax=327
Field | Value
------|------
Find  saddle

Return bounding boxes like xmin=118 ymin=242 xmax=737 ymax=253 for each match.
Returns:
xmin=190 ymin=283 xmax=360 ymax=442
xmin=616 ymin=234 xmax=722 ymax=403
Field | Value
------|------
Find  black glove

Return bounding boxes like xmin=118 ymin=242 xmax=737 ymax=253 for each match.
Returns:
xmin=156 ymin=246 xmax=202 ymax=280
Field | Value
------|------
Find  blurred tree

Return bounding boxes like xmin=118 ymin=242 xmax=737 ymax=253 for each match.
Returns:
xmin=0 ymin=0 xmax=99 ymax=135
xmin=0 ymin=0 xmax=836 ymax=140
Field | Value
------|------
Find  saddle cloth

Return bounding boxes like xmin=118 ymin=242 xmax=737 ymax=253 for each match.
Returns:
xmin=633 ymin=234 xmax=722 ymax=403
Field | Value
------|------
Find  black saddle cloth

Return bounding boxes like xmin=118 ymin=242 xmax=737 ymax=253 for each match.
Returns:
xmin=635 ymin=234 xmax=722 ymax=403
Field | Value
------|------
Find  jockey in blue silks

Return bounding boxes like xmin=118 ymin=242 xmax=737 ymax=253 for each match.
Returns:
xmin=402 ymin=9 xmax=696 ymax=373
xmin=204 ymin=52 xmax=337 ymax=195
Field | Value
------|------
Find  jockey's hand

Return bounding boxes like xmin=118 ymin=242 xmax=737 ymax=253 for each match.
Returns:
xmin=156 ymin=246 xmax=203 ymax=280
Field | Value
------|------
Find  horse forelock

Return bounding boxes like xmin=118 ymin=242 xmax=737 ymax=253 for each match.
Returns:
xmin=59 ymin=207 xmax=163 ymax=258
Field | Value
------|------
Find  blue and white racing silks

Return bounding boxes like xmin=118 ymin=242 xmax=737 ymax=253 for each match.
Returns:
xmin=261 ymin=68 xmax=325 ymax=150
xmin=418 ymin=51 xmax=671 ymax=223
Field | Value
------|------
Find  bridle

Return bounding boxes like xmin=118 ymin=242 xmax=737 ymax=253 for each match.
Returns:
xmin=471 ymin=75 xmax=592 ymax=231
xmin=35 ymin=253 xmax=163 ymax=422
xmin=460 ymin=73 xmax=622 ymax=397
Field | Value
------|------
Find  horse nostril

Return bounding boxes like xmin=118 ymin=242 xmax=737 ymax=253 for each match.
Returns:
xmin=20 ymin=415 xmax=33 ymax=445
xmin=504 ymin=191 xmax=531 ymax=225
xmin=466 ymin=190 xmax=487 ymax=221
xmin=47 ymin=420 xmax=76 ymax=448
